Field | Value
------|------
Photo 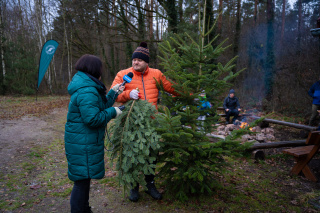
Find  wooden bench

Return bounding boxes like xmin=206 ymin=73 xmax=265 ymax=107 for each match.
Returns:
xmin=217 ymin=107 xmax=250 ymax=118
xmin=282 ymin=131 xmax=320 ymax=182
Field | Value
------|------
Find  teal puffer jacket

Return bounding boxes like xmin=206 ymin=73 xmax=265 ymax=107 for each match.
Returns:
xmin=65 ymin=71 xmax=117 ymax=181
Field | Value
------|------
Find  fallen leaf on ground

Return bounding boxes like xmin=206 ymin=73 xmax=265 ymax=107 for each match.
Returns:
xmin=30 ymin=184 xmax=41 ymax=189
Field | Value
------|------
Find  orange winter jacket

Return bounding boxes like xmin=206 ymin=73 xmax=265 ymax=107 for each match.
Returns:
xmin=110 ymin=66 xmax=175 ymax=107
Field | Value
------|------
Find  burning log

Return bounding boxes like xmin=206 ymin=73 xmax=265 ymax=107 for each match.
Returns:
xmin=245 ymin=140 xmax=306 ymax=151
xmin=250 ymin=116 xmax=317 ymax=131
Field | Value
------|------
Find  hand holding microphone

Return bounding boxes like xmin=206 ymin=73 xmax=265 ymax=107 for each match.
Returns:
xmin=113 ymin=72 xmax=134 ymax=94
xmin=112 ymin=84 xmax=125 ymax=94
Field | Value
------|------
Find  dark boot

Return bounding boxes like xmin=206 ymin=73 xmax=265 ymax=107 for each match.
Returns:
xmin=145 ymin=181 xmax=162 ymax=200
xmin=128 ymin=184 xmax=139 ymax=202
xmin=86 ymin=206 xmax=93 ymax=213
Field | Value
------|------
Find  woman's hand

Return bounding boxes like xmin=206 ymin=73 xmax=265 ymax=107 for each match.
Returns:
xmin=112 ymin=84 xmax=125 ymax=94
xmin=114 ymin=107 xmax=123 ymax=118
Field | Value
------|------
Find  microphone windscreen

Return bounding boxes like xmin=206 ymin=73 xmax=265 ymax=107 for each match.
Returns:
xmin=127 ymin=72 xmax=134 ymax=78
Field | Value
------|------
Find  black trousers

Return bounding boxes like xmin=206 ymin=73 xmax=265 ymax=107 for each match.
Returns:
xmin=70 ymin=178 xmax=91 ymax=213
xmin=225 ymin=109 xmax=239 ymax=122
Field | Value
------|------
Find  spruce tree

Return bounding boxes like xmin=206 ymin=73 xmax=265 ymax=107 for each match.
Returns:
xmin=108 ymin=99 xmax=161 ymax=195
xmin=154 ymin=3 xmax=245 ymax=201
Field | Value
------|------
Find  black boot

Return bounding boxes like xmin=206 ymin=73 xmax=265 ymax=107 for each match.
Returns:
xmin=145 ymin=181 xmax=162 ymax=200
xmin=128 ymin=184 xmax=139 ymax=202
xmin=86 ymin=206 xmax=93 ymax=213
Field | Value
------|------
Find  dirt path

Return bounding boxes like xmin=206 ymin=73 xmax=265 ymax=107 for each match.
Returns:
xmin=0 ymin=115 xmax=51 ymax=166
xmin=0 ymin=107 xmax=181 ymax=213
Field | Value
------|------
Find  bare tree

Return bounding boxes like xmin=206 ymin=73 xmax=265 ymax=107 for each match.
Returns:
xmin=280 ymin=0 xmax=286 ymax=46
xmin=218 ymin=0 xmax=223 ymax=33
xmin=0 ymin=1 xmax=6 ymax=81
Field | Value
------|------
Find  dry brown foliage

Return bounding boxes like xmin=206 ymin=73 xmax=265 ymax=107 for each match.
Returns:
xmin=0 ymin=96 xmax=69 ymax=120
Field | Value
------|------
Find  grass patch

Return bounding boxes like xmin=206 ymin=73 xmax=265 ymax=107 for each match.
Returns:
xmin=27 ymin=146 xmax=48 ymax=158
xmin=51 ymin=187 xmax=72 ymax=197
xmin=159 ymin=157 xmax=311 ymax=212
xmin=21 ymin=162 xmax=36 ymax=171
xmin=98 ymin=176 xmax=118 ymax=187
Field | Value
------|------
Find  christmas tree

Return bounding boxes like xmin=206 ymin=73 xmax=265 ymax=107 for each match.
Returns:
xmin=154 ymin=2 xmax=245 ymax=201
xmin=108 ymin=99 xmax=161 ymax=195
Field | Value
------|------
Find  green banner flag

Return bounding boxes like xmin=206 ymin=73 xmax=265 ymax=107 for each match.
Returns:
xmin=37 ymin=40 xmax=59 ymax=90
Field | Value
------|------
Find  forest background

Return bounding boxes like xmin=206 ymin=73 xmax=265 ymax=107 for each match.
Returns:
xmin=1 ymin=0 xmax=319 ymax=119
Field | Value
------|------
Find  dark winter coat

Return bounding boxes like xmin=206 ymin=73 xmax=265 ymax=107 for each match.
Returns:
xmin=308 ymin=81 xmax=320 ymax=105
xmin=64 ymin=71 xmax=117 ymax=181
xmin=223 ymin=96 xmax=240 ymax=110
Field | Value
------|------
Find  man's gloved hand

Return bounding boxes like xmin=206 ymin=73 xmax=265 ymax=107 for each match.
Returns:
xmin=114 ymin=107 xmax=123 ymax=118
xmin=112 ymin=84 xmax=125 ymax=94
xmin=130 ymin=89 xmax=140 ymax=100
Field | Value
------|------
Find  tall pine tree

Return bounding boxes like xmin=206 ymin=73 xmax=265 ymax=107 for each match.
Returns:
xmin=154 ymin=1 xmax=245 ymax=201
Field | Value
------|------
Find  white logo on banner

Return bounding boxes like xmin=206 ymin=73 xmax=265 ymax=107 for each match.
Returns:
xmin=45 ymin=45 xmax=56 ymax=55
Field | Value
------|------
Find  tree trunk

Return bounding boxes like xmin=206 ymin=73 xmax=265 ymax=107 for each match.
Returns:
xmin=246 ymin=140 xmax=306 ymax=151
xmin=60 ymin=3 xmax=67 ymax=83
xmin=178 ymin=0 xmax=183 ymax=24
xmin=0 ymin=1 xmax=5 ymax=82
xmin=233 ymin=0 xmax=241 ymax=58
xmin=135 ymin=0 xmax=145 ymax=40
xmin=168 ymin=0 xmax=177 ymax=33
xmin=280 ymin=0 xmax=286 ymax=46
xmin=118 ymin=0 xmax=133 ymax=65
xmin=218 ymin=0 xmax=223 ymax=34
xmin=35 ymin=0 xmax=43 ymax=51
xmin=251 ymin=116 xmax=317 ymax=131
xmin=254 ymin=0 xmax=258 ymax=26
xmin=156 ymin=2 xmax=159 ymax=41
xmin=158 ymin=0 xmax=177 ymax=33
xmin=264 ymin=0 xmax=275 ymax=101
xmin=205 ymin=0 xmax=215 ymax=45
xmin=96 ymin=10 xmax=111 ymax=81
xmin=69 ymin=27 xmax=73 ymax=84
xmin=66 ymin=26 xmax=70 ymax=83
xmin=297 ymin=0 xmax=302 ymax=56
xmin=149 ymin=0 xmax=154 ymax=40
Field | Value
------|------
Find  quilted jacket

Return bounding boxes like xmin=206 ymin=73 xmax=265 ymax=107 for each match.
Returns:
xmin=64 ymin=71 xmax=117 ymax=181
xmin=110 ymin=66 xmax=175 ymax=107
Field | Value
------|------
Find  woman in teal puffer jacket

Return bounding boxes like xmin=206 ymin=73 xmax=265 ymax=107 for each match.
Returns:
xmin=65 ymin=54 xmax=123 ymax=213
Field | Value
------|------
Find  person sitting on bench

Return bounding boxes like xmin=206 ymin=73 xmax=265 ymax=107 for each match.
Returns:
xmin=223 ymin=89 xmax=241 ymax=124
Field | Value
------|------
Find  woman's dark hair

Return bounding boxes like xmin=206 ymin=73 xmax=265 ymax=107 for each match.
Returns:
xmin=75 ymin=54 xmax=103 ymax=79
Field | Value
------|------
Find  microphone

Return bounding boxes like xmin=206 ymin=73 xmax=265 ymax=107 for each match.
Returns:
xmin=118 ymin=105 xmax=125 ymax=111
xmin=121 ymin=72 xmax=133 ymax=86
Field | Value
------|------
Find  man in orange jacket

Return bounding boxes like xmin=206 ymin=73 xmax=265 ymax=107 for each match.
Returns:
xmin=111 ymin=42 xmax=176 ymax=202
